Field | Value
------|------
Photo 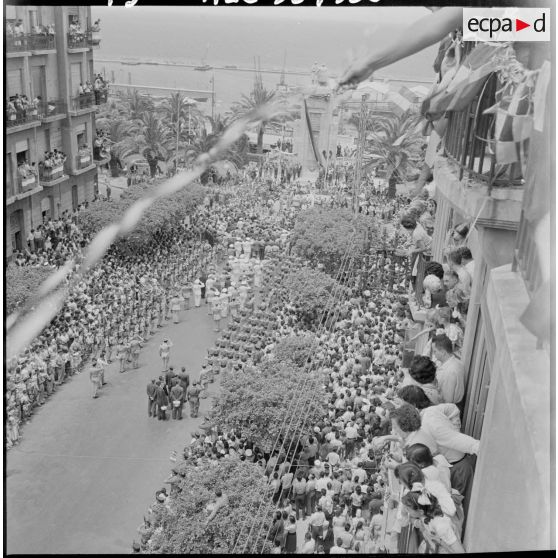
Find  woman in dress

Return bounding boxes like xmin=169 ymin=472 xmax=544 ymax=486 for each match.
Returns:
xmin=283 ymin=515 xmax=297 ymax=554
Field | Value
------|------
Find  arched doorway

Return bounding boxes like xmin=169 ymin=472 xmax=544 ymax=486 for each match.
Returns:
xmin=10 ymin=210 xmax=24 ymax=252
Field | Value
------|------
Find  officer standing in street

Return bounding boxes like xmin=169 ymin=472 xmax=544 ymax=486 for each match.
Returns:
xmin=147 ymin=379 xmax=157 ymax=417
xmin=186 ymin=380 xmax=202 ymax=418
xmin=170 ymin=379 xmax=185 ymax=420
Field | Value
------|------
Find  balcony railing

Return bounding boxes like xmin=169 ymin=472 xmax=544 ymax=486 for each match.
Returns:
xmin=27 ymin=33 xmax=55 ymax=50
xmin=87 ymin=29 xmax=101 ymax=47
xmin=67 ymin=32 xmax=88 ymax=49
xmin=39 ymin=164 xmax=66 ymax=183
xmin=443 ymin=72 xmax=523 ymax=193
xmin=70 ymin=93 xmax=95 ymax=111
xmin=76 ymin=153 xmax=93 ymax=170
xmin=18 ymin=174 xmax=38 ymax=193
xmin=6 ymin=34 xmax=29 ymax=53
xmin=5 ymin=103 xmax=40 ymax=128
xmin=38 ymin=99 xmax=67 ymax=118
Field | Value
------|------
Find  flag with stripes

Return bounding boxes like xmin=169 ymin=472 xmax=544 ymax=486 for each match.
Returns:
xmin=421 ymin=43 xmax=508 ymax=122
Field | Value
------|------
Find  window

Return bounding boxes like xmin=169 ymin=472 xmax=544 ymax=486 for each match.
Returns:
xmin=6 ymin=154 xmax=15 ymax=198
xmin=76 ymin=123 xmax=88 ymax=148
xmin=29 ymin=10 xmax=38 ymax=31
xmin=7 ymin=69 xmax=23 ymax=97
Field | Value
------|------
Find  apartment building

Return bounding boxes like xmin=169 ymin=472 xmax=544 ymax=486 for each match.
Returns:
xmin=414 ymin=41 xmax=551 ymax=551
xmin=5 ymin=5 xmax=108 ymax=259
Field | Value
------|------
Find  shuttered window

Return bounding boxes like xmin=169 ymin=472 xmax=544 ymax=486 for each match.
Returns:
xmin=7 ymin=69 xmax=23 ymax=97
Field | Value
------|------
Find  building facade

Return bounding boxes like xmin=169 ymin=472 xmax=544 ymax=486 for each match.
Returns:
xmin=5 ymin=5 xmax=105 ymax=259
xmin=423 ymin=42 xmax=552 ymax=551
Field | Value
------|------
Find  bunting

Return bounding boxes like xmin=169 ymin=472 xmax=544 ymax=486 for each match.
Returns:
xmin=421 ymin=43 xmax=508 ymax=122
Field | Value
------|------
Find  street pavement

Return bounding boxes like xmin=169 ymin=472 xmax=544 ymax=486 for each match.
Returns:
xmin=6 ymin=302 xmax=223 ymax=554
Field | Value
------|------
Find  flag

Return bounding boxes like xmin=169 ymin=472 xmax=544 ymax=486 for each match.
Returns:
xmin=421 ymin=43 xmax=508 ymax=122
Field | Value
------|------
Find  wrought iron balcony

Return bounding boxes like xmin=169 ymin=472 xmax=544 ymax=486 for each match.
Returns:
xmin=70 ymin=93 xmax=95 ymax=112
xmin=28 ymin=33 xmax=55 ymax=50
xmin=38 ymin=99 xmax=67 ymax=119
xmin=6 ymin=34 xmax=29 ymax=53
xmin=443 ymin=73 xmax=523 ymax=193
xmin=5 ymin=102 xmax=40 ymax=128
xmin=67 ymin=31 xmax=88 ymax=49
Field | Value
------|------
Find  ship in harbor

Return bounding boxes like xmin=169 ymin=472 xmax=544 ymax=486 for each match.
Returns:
xmin=194 ymin=44 xmax=212 ymax=72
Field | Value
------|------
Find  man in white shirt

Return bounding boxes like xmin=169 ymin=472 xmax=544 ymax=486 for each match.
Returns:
xmin=459 ymin=247 xmax=475 ymax=280
xmin=432 ymin=334 xmax=465 ymax=405
xmin=330 ymin=538 xmax=347 ymax=554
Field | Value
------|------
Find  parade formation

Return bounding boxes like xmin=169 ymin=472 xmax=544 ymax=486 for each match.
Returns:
xmin=6 ymin=3 xmax=552 ymax=556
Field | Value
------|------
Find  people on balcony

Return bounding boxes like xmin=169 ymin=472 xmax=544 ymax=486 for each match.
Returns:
xmin=6 ymin=100 xmax=17 ymax=122
xmin=457 ymin=246 xmax=474 ymax=280
xmin=396 ymin=384 xmax=479 ymax=518
xmin=445 ymin=222 xmax=469 ymax=252
xmin=399 ymin=214 xmax=432 ymax=286
xmin=401 ymin=355 xmax=443 ymax=405
xmin=94 ymin=132 xmax=110 ymax=161
xmin=78 ymin=145 xmax=92 ymax=164
xmin=405 ymin=443 xmax=452 ymax=494
xmin=90 ymin=18 xmax=101 ymax=32
xmin=446 ymin=248 xmax=471 ymax=296
xmin=431 ymin=334 xmax=465 ymax=406
xmin=423 ymin=261 xmax=447 ymax=308
xmin=400 ymin=489 xmax=465 ymax=553
xmin=17 ymin=160 xmax=36 ymax=181
xmin=93 ymin=74 xmax=109 ymax=104
xmin=40 ymin=150 xmax=67 ymax=178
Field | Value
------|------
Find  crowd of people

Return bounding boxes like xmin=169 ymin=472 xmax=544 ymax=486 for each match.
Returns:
xmin=133 ymin=173 xmax=477 ymax=554
xmin=7 ymin=152 xmax=477 ymax=553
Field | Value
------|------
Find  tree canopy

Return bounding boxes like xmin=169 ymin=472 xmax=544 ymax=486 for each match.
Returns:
xmin=6 ymin=264 xmax=65 ymax=314
xmin=77 ymin=182 xmax=206 ymax=249
xmin=208 ymin=360 xmax=326 ymax=453
xmin=290 ymin=208 xmax=380 ymax=275
xmin=145 ymin=459 xmax=273 ymax=554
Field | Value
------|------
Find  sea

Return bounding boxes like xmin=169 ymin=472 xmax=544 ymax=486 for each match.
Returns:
xmin=92 ymin=6 xmax=437 ymax=114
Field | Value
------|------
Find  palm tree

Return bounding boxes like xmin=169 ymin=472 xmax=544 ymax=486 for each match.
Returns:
xmin=126 ymin=90 xmax=154 ymax=121
xmin=158 ymin=93 xmax=205 ymax=171
xmin=115 ymin=112 xmax=171 ymax=177
xmin=362 ymin=110 xmax=423 ymax=199
xmin=229 ymin=80 xmax=277 ymax=154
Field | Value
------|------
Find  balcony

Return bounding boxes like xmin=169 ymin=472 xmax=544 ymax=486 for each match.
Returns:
xmin=69 ymin=93 xmax=97 ymax=115
xmin=5 ymin=34 xmax=30 ymax=55
xmin=16 ymin=175 xmax=42 ymax=199
xmin=5 ymin=103 xmax=41 ymax=133
xmin=87 ymin=29 xmax=101 ymax=48
xmin=67 ymin=32 xmax=88 ymax=50
xmin=39 ymin=164 xmax=69 ymax=187
xmin=71 ymin=153 xmax=96 ymax=176
xmin=443 ymin=73 xmax=524 ymax=195
xmin=28 ymin=33 xmax=56 ymax=52
xmin=38 ymin=99 xmax=67 ymax=122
